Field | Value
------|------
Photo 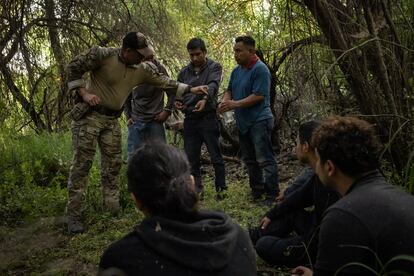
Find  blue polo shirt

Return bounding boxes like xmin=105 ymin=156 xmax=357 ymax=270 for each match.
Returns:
xmin=227 ymin=60 xmax=273 ymax=134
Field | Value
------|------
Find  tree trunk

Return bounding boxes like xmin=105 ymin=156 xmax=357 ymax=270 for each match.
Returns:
xmin=0 ymin=61 xmax=47 ymax=133
xmin=301 ymin=0 xmax=413 ymax=172
xmin=45 ymin=0 xmax=67 ymax=130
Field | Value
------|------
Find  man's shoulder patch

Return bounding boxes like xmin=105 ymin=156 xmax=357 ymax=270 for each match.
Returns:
xmin=142 ymin=60 xmax=158 ymax=71
xmin=138 ymin=60 xmax=164 ymax=77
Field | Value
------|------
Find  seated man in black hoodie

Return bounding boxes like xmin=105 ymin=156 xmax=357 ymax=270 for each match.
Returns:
xmin=98 ymin=143 xmax=257 ymax=276
xmin=249 ymin=121 xmax=340 ymax=267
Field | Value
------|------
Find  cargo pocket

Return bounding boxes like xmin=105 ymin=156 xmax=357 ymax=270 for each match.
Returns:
xmin=100 ymin=121 xmax=122 ymax=156
xmin=72 ymin=120 xmax=98 ymax=153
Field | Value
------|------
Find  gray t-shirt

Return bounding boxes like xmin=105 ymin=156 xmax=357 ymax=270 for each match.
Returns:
xmin=124 ymin=59 xmax=174 ymax=122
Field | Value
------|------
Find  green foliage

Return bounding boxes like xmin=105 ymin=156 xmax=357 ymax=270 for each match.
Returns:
xmin=0 ymin=130 xmax=72 ymax=223
xmin=0 ymin=125 xmax=133 ymax=224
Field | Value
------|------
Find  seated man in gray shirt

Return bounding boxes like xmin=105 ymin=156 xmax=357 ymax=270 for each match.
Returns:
xmin=124 ymin=58 xmax=174 ymax=159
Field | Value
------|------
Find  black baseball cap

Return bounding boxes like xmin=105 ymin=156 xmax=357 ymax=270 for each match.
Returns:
xmin=122 ymin=32 xmax=155 ymax=57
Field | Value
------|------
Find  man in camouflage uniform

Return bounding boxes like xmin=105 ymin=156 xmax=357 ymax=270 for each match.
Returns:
xmin=66 ymin=32 xmax=207 ymax=234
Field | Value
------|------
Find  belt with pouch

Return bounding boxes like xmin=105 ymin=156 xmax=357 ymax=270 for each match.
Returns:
xmin=91 ymin=105 xmax=123 ymax=118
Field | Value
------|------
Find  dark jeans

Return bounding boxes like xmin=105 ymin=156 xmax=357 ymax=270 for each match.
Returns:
xmin=184 ymin=113 xmax=226 ymax=192
xmin=239 ymin=118 xmax=279 ymax=197
xmin=127 ymin=120 xmax=166 ymax=160
xmin=251 ymin=210 xmax=314 ymax=267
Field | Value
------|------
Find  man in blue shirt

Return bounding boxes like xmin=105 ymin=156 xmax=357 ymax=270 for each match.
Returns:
xmin=219 ymin=35 xmax=279 ymax=202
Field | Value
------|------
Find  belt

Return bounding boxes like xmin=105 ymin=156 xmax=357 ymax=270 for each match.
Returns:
xmin=92 ymin=105 xmax=123 ymax=118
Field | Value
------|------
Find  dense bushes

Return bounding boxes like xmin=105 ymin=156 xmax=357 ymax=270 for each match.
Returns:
xmin=0 ymin=129 xmax=132 ymax=225
xmin=0 ymin=131 xmax=71 ymax=223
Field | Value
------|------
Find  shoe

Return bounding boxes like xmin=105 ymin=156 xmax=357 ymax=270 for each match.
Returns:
xmin=198 ymin=190 xmax=205 ymax=201
xmin=262 ymin=198 xmax=275 ymax=207
xmin=248 ymin=227 xmax=261 ymax=245
xmin=103 ymin=193 xmax=120 ymax=215
xmin=215 ymin=189 xmax=228 ymax=201
xmin=68 ymin=216 xmax=85 ymax=234
xmin=251 ymin=191 xmax=264 ymax=201
xmin=261 ymin=194 xmax=277 ymax=206
xmin=104 ymin=201 xmax=120 ymax=216
xmin=196 ymin=185 xmax=205 ymax=201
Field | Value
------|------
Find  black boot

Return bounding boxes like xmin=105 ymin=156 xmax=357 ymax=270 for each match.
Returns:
xmin=68 ymin=216 xmax=85 ymax=234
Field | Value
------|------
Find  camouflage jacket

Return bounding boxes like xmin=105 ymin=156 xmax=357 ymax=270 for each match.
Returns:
xmin=66 ymin=46 xmax=188 ymax=110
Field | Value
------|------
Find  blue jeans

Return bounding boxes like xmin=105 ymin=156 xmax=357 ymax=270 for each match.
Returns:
xmin=184 ymin=113 xmax=226 ymax=192
xmin=127 ymin=120 xmax=166 ymax=160
xmin=239 ymin=118 xmax=279 ymax=197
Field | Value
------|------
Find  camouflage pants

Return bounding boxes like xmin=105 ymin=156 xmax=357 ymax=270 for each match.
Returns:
xmin=67 ymin=112 xmax=122 ymax=219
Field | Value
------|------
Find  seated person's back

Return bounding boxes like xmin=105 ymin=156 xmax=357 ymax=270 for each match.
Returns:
xmin=317 ymin=171 xmax=414 ymax=274
xmin=99 ymin=143 xmax=257 ymax=276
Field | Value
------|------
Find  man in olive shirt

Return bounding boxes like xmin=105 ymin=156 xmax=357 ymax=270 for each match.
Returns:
xmin=66 ymin=32 xmax=207 ymax=234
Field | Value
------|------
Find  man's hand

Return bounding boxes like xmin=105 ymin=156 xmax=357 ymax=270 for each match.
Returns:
xmin=276 ymin=189 xmax=285 ymax=203
xmin=174 ymin=101 xmax=185 ymax=111
xmin=79 ymin=87 xmax=101 ymax=106
xmin=154 ymin=110 xmax=171 ymax=123
xmin=127 ymin=118 xmax=134 ymax=127
xmin=291 ymin=266 xmax=313 ymax=276
xmin=260 ymin=216 xmax=271 ymax=230
xmin=193 ymin=99 xmax=207 ymax=112
xmin=218 ymin=100 xmax=238 ymax=113
xmin=190 ymin=85 xmax=208 ymax=95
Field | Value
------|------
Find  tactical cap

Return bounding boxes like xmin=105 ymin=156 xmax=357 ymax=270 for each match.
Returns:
xmin=122 ymin=32 xmax=155 ymax=57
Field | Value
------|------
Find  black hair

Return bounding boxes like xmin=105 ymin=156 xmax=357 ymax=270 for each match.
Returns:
xmin=235 ymin=35 xmax=256 ymax=48
xmin=186 ymin=38 xmax=207 ymax=52
xmin=298 ymin=120 xmax=322 ymax=146
xmin=312 ymin=116 xmax=381 ymax=177
xmin=127 ymin=143 xmax=198 ymax=220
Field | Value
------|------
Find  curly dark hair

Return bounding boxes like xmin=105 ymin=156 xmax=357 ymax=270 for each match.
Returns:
xmin=127 ymin=143 xmax=198 ymax=220
xmin=312 ymin=116 xmax=381 ymax=177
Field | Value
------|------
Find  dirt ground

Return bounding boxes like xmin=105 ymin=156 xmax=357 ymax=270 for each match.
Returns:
xmin=0 ymin=216 xmax=96 ymax=275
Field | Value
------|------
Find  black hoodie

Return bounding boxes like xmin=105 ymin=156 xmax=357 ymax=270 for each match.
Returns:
xmin=99 ymin=210 xmax=257 ymax=276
